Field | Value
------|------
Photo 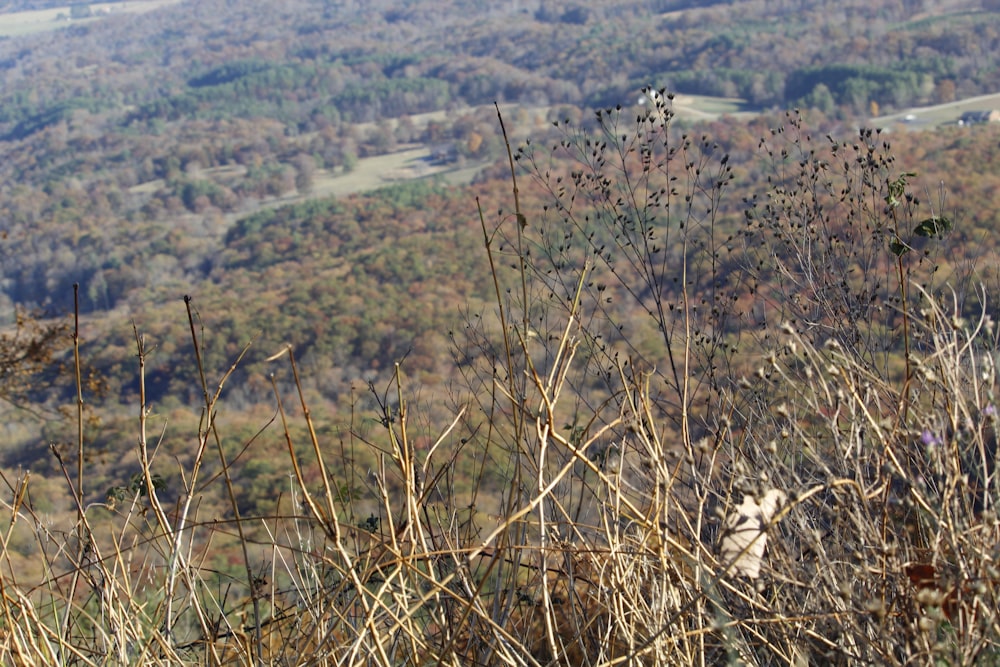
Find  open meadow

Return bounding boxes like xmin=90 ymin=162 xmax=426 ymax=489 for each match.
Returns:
xmin=0 ymin=0 xmax=183 ymax=37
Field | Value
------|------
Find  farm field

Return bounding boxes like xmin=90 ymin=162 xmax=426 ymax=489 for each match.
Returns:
xmin=245 ymin=92 xmax=1000 ymax=203
xmin=126 ymin=97 xmax=768 ymax=215
xmin=0 ymin=0 xmax=183 ymax=37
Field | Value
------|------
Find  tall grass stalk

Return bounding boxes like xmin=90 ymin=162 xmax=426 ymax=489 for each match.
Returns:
xmin=0 ymin=98 xmax=995 ymax=666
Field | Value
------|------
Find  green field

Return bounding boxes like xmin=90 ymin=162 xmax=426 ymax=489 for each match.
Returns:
xmin=284 ymin=146 xmax=489 ymax=201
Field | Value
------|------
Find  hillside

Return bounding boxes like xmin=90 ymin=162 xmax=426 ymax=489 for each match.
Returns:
xmin=0 ymin=0 xmax=994 ymax=354
xmin=0 ymin=1 xmax=999 ymax=663
xmin=0 ymin=0 xmax=995 ymax=492
xmin=0 ymin=0 xmax=996 ymax=526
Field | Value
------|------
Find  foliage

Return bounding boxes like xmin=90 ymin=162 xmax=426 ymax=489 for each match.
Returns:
xmin=786 ymin=62 xmax=948 ymax=113
xmin=0 ymin=307 xmax=68 ymax=408
xmin=0 ymin=0 xmax=996 ymax=336
xmin=0 ymin=0 xmax=1000 ymax=663
xmin=1 ymin=95 xmax=110 ymax=141
xmin=0 ymin=92 xmax=997 ymax=665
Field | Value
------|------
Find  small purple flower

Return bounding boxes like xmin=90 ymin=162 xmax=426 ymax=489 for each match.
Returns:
xmin=984 ymin=404 xmax=997 ymax=418
xmin=920 ymin=430 xmax=942 ymax=447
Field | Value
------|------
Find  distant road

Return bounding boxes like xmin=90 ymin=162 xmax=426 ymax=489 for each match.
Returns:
xmin=872 ymin=92 xmax=1000 ymax=129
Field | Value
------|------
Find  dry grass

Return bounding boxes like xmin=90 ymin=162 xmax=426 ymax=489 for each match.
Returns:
xmin=0 ymin=97 xmax=997 ymax=666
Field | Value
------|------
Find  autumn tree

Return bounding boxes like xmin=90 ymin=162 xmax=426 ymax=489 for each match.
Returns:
xmin=0 ymin=307 xmax=67 ymax=409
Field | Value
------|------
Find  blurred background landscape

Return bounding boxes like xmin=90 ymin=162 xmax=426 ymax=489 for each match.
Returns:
xmin=0 ymin=1 xmax=999 ymax=662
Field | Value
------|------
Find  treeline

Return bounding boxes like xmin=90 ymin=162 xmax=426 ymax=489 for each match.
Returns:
xmin=786 ymin=61 xmax=959 ymax=113
xmin=0 ymin=0 xmax=997 ymax=145
xmin=127 ymin=58 xmax=453 ymax=128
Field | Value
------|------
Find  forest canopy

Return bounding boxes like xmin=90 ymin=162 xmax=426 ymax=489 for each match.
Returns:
xmin=0 ymin=2 xmax=998 ymax=663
